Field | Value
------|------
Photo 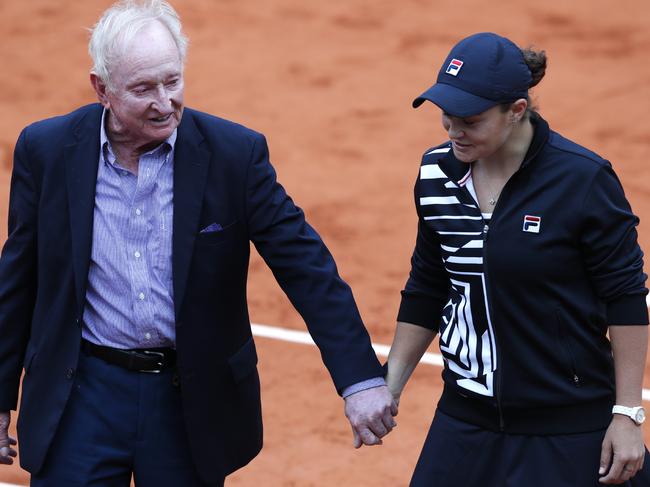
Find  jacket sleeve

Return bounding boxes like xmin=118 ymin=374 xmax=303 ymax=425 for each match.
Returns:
xmin=244 ymin=133 xmax=383 ymax=394
xmin=396 ymin=178 xmax=451 ymax=331
xmin=0 ymin=128 xmax=39 ymax=411
xmin=580 ymin=164 xmax=648 ymax=326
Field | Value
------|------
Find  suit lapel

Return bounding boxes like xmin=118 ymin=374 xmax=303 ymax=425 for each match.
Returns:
xmin=172 ymin=111 xmax=211 ymax=320
xmin=64 ymin=105 xmax=103 ymax=317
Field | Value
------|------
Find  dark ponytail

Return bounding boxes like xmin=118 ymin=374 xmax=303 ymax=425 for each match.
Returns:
xmin=521 ymin=48 xmax=547 ymax=88
xmin=501 ymin=47 xmax=547 ymax=116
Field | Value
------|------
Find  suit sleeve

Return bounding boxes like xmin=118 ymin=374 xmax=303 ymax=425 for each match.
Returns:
xmin=580 ymin=164 xmax=648 ymax=325
xmin=244 ymin=134 xmax=383 ymax=394
xmin=0 ymin=128 xmax=39 ymax=411
xmin=396 ymin=176 xmax=451 ymax=331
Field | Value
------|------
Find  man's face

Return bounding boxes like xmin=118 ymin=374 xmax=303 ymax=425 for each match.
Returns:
xmin=93 ymin=21 xmax=184 ymax=149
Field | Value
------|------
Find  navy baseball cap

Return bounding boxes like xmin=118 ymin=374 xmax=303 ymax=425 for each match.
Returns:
xmin=413 ymin=32 xmax=532 ymax=117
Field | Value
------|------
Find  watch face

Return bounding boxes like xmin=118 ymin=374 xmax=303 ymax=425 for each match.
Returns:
xmin=635 ymin=408 xmax=646 ymax=424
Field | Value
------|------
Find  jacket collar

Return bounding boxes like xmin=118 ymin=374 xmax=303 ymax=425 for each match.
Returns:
xmin=520 ymin=112 xmax=550 ymax=169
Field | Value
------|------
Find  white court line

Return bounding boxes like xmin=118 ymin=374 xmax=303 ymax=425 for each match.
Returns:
xmin=251 ymin=323 xmax=445 ymax=366
xmin=250 ymin=323 xmax=650 ymax=402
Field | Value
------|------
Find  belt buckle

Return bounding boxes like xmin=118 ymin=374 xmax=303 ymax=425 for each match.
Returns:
xmin=140 ymin=350 xmax=165 ymax=373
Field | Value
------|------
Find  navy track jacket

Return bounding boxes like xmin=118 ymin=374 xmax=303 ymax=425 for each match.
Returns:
xmin=398 ymin=114 xmax=648 ymax=435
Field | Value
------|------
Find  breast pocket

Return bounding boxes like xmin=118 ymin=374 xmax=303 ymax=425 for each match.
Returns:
xmin=196 ymin=220 xmax=241 ymax=246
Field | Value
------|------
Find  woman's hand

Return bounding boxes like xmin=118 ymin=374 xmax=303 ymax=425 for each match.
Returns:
xmin=599 ymin=325 xmax=648 ymax=484
xmin=598 ymin=414 xmax=645 ymax=484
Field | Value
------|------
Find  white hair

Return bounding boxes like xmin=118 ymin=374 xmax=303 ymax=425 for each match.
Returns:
xmin=88 ymin=0 xmax=188 ymax=90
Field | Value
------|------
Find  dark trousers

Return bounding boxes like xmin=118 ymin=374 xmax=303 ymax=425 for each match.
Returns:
xmin=411 ymin=409 xmax=650 ymax=487
xmin=31 ymin=350 xmax=223 ymax=487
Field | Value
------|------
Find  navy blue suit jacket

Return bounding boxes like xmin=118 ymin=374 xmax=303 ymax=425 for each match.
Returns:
xmin=0 ymin=104 xmax=383 ymax=482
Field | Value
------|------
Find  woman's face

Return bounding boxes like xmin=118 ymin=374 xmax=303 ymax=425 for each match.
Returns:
xmin=441 ymin=105 xmax=514 ymax=163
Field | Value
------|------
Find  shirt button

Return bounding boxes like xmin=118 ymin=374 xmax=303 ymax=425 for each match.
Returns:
xmin=135 ymin=208 xmax=142 ymax=216
xmin=138 ymin=292 xmax=145 ymax=300
xmin=134 ymin=251 xmax=141 ymax=258
xmin=145 ymin=332 xmax=151 ymax=340
xmin=66 ymin=368 xmax=75 ymax=379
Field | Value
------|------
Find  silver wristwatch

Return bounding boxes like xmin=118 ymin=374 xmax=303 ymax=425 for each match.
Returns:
xmin=612 ymin=405 xmax=646 ymax=426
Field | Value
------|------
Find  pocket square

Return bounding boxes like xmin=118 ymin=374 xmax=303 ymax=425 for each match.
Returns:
xmin=199 ymin=222 xmax=223 ymax=233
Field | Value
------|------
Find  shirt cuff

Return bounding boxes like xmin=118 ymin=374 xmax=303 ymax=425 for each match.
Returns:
xmin=341 ymin=377 xmax=386 ymax=399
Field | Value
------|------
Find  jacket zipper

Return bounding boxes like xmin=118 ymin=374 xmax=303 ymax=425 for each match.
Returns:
xmin=461 ymin=152 xmax=536 ymax=431
xmin=471 ymin=160 xmax=532 ymax=430
xmin=463 ymin=178 xmax=505 ymax=431
xmin=481 ymin=220 xmax=505 ymax=430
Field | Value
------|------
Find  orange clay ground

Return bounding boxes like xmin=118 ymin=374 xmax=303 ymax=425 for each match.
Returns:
xmin=1 ymin=0 xmax=649 ymax=485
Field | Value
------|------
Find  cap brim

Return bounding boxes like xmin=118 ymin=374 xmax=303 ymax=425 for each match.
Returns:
xmin=412 ymin=83 xmax=498 ymax=117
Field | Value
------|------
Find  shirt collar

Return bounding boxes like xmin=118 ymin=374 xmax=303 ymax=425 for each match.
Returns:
xmin=100 ymin=108 xmax=177 ymax=166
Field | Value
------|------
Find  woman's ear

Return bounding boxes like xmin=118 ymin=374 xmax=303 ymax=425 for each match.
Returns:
xmin=510 ymin=98 xmax=528 ymax=123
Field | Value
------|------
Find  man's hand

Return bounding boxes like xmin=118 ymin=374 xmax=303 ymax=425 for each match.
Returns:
xmin=599 ymin=415 xmax=645 ymax=484
xmin=0 ymin=411 xmax=17 ymax=465
xmin=344 ymin=385 xmax=398 ymax=448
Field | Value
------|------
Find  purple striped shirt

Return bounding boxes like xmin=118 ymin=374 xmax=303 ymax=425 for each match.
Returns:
xmin=82 ymin=111 xmax=176 ymax=349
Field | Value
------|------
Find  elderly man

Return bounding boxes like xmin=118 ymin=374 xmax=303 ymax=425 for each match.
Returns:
xmin=0 ymin=1 xmax=395 ymax=485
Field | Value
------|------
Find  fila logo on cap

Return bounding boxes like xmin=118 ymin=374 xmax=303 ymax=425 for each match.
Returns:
xmin=445 ymin=58 xmax=463 ymax=76
xmin=522 ymin=215 xmax=541 ymax=233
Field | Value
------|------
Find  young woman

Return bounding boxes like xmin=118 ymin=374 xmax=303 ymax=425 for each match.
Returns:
xmin=386 ymin=32 xmax=650 ymax=486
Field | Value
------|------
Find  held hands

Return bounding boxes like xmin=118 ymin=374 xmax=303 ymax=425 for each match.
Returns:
xmin=344 ymin=385 xmax=398 ymax=448
xmin=599 ymin=415 xmax=645 ymax=484
xmin=0 ymin=411 xmax=17 ymax=466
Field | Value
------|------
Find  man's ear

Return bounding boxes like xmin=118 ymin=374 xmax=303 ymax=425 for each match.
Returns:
xmin=90 ymin=73 xmax=110 ymax=108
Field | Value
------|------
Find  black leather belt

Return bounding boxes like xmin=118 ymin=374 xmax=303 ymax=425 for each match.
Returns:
xmin=82 ymin=339 xmax=176 ymax=373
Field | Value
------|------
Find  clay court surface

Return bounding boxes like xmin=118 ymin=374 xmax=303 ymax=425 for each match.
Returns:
xmin=2 ymin=0 xmax=650 ymax=485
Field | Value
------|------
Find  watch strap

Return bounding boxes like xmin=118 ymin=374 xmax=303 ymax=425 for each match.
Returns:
xmin=612 ymin=405 xmax=635 ymax=416
xmin=612 ymin=405 xmax=645 ymax=425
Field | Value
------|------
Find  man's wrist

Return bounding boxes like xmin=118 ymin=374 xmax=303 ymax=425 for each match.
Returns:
xmin=342 ymin=377 xmax=386 ymax=399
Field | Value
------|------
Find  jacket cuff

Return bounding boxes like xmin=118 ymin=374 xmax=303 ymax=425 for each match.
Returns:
xmin=397 ymin=292 xmax=444 ymax=331
xmin=0 ymin=381 xmax=19 ymax=412
xmin=606 ymin=293 xmax=649 ymax=325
